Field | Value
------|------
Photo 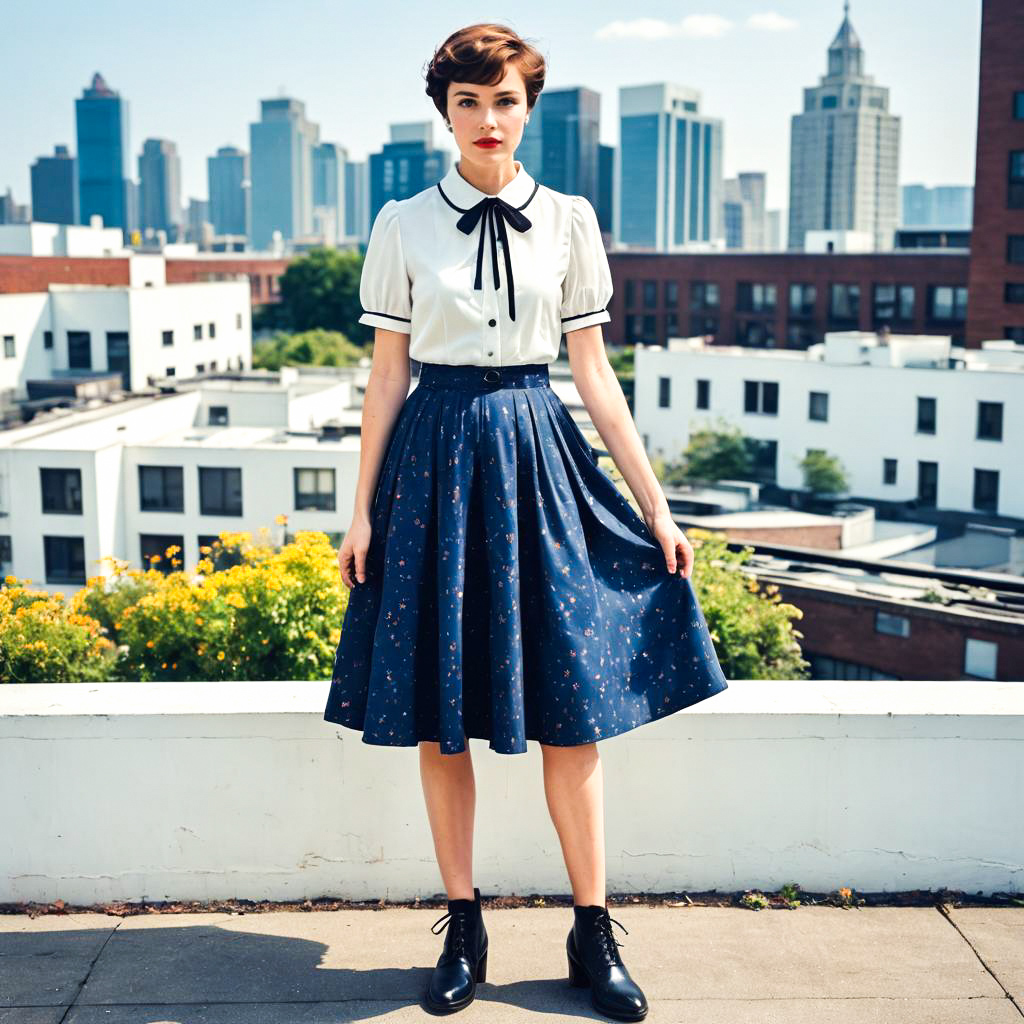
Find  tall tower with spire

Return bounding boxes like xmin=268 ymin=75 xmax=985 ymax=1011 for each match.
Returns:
xmin=787 ymin=4 xmax=900 ymax=251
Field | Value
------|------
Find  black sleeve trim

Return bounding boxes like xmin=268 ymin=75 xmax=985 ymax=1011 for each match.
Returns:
xmin=363 ymin=310 xmax=411 ymax=323
xmin=561 ymin=308 xmax=607 ymax=322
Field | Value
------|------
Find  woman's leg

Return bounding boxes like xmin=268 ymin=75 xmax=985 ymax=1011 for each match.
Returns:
xmin=539 ymin=741 xmax=606 ymax=906
xmin=419 ymin=740 xmax=477 ymax=900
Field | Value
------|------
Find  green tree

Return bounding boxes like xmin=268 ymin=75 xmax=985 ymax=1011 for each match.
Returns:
xmin=799 ymin=450 xmax=849 ymax=496
xmin=253 ymin=328 xmax=365 ymax=370
xmin=671 ymin=419 xmax=751 ymax=484
xmin=276 ymin=246 xmax=364 ymax=334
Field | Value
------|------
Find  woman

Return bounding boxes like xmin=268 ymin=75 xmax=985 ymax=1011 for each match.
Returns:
xmin=324 ymin=22 xmax=728 ymax=1021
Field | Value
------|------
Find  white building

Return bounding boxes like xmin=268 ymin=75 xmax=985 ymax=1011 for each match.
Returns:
xmin=634 ymin=332 xmax=1024 ymax=519
xmin=0 ymin=217 xmax=127 ymax=257
xmin=0 ymin=254 xmax=251 ymax=402
xmin=0 ymin=370 xmax=364 ymax=589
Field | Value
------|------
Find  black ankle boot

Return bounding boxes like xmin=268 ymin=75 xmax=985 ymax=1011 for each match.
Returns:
xmin=566 ymin=903 xmax=648 ymax=1021
xmin=424 ymin=886 xmax=488 ymax=1013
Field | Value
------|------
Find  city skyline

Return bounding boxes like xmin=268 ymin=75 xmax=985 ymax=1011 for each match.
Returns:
xmin=5 ymin=0 xmax=980 ymax=215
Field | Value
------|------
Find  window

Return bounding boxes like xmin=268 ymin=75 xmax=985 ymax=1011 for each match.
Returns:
xmin=977 ymin=401 xmax=1003 ymax=441
xmin=916 ymin=397 xmax=936 ymax=434
xmin=44 ymin=536 xmax=86 ymax=584
xmin=873 ymin=283 xmax=915 ymax=322
xmin=642 ymin=280 xmax=657 ymax=308
xmin=40 ymin=468 xmax=82 ymax=514
xmin=0 ymin=534 xmax=12 ymax=573
xmin=917 ymin=461 xmax=938 ymax=506
xmin=737 ymin=320 xmax=775 ymax=347
xmin=973 ymin=469 xmax=999 ymax=513
xmin=236 ymin=313 xmax=243 ymax=329
xmin=927 ymin=285 xmax=968 ymax=321
xmin=1010 ymin=151 xmax=1024 ymax=209
xmin=1008 ymin=236 xmax=1024 ymax=264
xmin=744 ymin=380 xmax=779 ymax=415
xmin=786 ymin=323 xmax=816 ymax=348
xmin=695 ymin=379 xmax=710 ymax=410
xmin=625 ymin=280 xmax=636 ymax=308
xmin=208 ymin=405 xmax=229 ymax=426
xmin=743 ymin=438 xmax=778 ymax=483
xmin=140 ymin=534 xmax=185 ymax=573
xmin=829 ymin=283 xmax=860 ymax=323
xmin=195 ymin=363 xmax=205 ymax=373
xmin=736 ymin=282 xmax=777 ymax=313
xmin=199 ymin=466 xmax=242 ymax=516
xmin=162 ymin=330 xmax=174 ymax=346
xmin=666 ymin=311 xmax=679 ymax=336
xmin=67 ymin=331 xmax=91 ymax=368
xmin=1005 ymin=326 xmax=1024 ymax=342
xmin=658 ymin=376 xmax=671 ymax=408
xmin=808 ymin=391 xmax=829 ymax=422
xmin=964 ymin=637 xmax=998 ymax=680
xmin=294 ymin=468 xmax=336 ymax=511
xmin=690 ymin=281 xmax=719 ymax=311
xmin=194 ymin=323 xmax=203 ymax=340
xmin=875 ymin=611 xmax=910 ymax=637
xmin=138 ymin=466 xmax=184 ymax=512
xmin=788 ymin=283 xmax=816 ymax=318
xmin=883 ymin=458 xmax=897 ymax=485
xmin=209 ymin=321 xmax=217 ymax=338
xmin=664 ymin=280 xmax=678 ymax=307
xmin=1005 ymin=283 xmax=1024 ymax=303
xmin=2 ymin=335 xmax=13 ymax=359
xmin=44 ymin=330 xmax=53 ymax=350
xmin=165 ymin=366 xmax=176 ymax=376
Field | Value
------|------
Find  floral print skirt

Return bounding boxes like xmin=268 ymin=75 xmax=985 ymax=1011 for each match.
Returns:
xmin=323 ymin=360 xmax=728 ymax=755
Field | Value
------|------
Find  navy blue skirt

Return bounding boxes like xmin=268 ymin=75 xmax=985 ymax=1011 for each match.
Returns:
xmin=323 ymin=361 xmax=728 ymax=755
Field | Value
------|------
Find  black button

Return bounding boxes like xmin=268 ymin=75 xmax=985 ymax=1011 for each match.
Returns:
xmin=486 ymin=350 xmax=493 ymax=356
xmin=488 ymin=318 xmax=496 ymax=327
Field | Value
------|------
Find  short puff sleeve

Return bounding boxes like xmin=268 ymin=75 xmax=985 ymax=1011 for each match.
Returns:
xmin=560 ymin=195 xmax=613 ymax=334
xmin=358 ymin=199 xmax=412 ymax=333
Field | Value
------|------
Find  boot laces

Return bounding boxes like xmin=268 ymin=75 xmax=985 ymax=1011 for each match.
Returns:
xmin=431 ymin=907 xmax=470 ymax=958
xmin=593 ymin=909 xmax=628 ymax=966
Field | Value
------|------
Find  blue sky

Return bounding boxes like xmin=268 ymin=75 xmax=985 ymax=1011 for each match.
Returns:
xmin=4 ymin=0 xmax=981 ymax=214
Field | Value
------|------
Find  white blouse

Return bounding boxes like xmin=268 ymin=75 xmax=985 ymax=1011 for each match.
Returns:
xmin=357 ymin=159 xmax=613 ymax=366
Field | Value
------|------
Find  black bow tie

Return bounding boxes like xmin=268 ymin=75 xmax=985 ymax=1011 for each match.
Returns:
xmin=455 ymin=196 xmax=533 ymax=321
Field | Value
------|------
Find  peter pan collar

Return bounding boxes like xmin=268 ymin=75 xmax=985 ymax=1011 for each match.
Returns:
xmin=437 ymin=159 xmax=538 ymax=212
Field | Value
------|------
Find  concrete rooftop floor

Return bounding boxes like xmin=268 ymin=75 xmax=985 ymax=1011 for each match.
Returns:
xmin=1 ymin=903 xmax=1022 ymax=1022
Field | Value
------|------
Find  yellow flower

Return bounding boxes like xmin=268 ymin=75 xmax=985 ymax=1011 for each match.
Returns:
xmin=275 ymin=513 xmax=288 ymax=525
xmin=4 ymin=575 xmax=16 ymax=586
xmin=217 ymin=651 xmax=226 ymax=661
xmin=146 ymin=640 xmax=155 ymax=649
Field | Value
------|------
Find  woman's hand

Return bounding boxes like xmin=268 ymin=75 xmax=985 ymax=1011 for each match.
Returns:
xmin=338 ymin=515 xmax=373 ymax=589
xmin=643 ymin=506 xmax=694 ymax=579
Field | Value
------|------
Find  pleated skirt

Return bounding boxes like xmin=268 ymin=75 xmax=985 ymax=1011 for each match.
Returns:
xmin=323 ymin=360 xmax=728 ymax=755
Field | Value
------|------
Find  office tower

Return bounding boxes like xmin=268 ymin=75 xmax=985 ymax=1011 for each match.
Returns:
xmin=75 ymin=72 xmax=131 ymax=233
xmin=313 ymin=142 xmax=347 ymax=245
xmin=208 ymin=146 xmax=249 ymax=237
xmin=30 ymin=145 xmax=79 ymax=225
xmin=345 ymin=160 xmax=369 ymax=242
xmin=138 ymin=139 xmax=183 ymax=237
xmin=249 ymin=97 xmax=319 ymax=250
xmin=965 ymin=0 xmax=1024 ymax=346
xmin=788 ymin=3 xmax=900 ymax=251
xmin=366 ymin=122 xmax=448 ymax=225
xmin=724 ymin=172 xmax=768 ymax=250
xmin=597 ymin=143 xmax=615 ymax=235
xmin=519 ymin=86 xmax=602 ymax=203
xmin=186 ymin=197 xmax=211 ymax=245
xmin=900 ymin=184 xmax=974 ymax=228
xmin=617 ymin=82 xmax=724 ymax=251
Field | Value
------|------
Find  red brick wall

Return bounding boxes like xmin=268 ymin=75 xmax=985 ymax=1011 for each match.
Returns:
xmin=965 ymin=0 xmax=1024 ymax=346
xmin=777 ymin=583 xmax=1024 ymax=680
xmin=165 ymin=258 xmax=291 ymax=304
xmin=0 ymin=255 xmax=129 ymax=292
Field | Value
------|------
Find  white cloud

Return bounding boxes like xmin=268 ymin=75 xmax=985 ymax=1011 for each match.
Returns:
xmin=746 ymin=12 xmax=800 ymax=32
xmin=596 ymin=14 xmax=734 ymax=41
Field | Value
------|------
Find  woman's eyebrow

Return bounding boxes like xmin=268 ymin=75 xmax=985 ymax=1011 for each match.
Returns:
xmin=453 ymin=89 xmax=521 ymax=98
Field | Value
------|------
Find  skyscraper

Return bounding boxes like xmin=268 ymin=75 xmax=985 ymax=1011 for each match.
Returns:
xmin=31 ymin=145 xmax=78 ymax=226
xmin=249 ymin=97 xmax=319 ymax=251
xmin=208 ymin=146 xmax=249 ymax=237
xmin=519 ymin=87 xmax=602 ymax=203
xmin=366 ymin=123 xmax=448 ymax=225
xmin=313 ymin=142 xmax=347 ymax=245
xmin=138 ymin=138 xmax=183 ymax=237
xmin=617 ymin=83 xmax=724 ymax=251
xmin=788 ymin=3 xmax=900 ymax=251
xmin=75 ymin=72 xmax=131 ymax=233
xmin=724 ymin=172 xmax=769 ymax=250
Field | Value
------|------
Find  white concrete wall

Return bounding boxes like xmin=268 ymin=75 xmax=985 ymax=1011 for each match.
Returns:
xmin=634 ymin=346 xmax=1023 ymax=517
xmin=0 ymin=292 xmax=53 ymax=395
xmin=1 ymin=680 xmax=1021 ymax=904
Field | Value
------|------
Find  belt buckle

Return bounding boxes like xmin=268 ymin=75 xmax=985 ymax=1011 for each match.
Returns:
xmin=483 ymin=368 xmax=501 ymax=384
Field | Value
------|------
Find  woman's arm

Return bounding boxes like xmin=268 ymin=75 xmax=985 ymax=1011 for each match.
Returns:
xmin=338 ymin=329 xmax=411 ymax=586
xmin=566 ymin=327 xmax=694 ymax=579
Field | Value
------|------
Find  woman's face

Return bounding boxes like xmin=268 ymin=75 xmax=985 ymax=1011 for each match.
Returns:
xmin=446 ymin=65 xmax=529 ymax=169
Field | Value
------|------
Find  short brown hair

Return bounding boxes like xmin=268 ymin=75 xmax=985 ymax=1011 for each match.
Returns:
xmin=424 ymin=23 xmax=547 ymax=120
